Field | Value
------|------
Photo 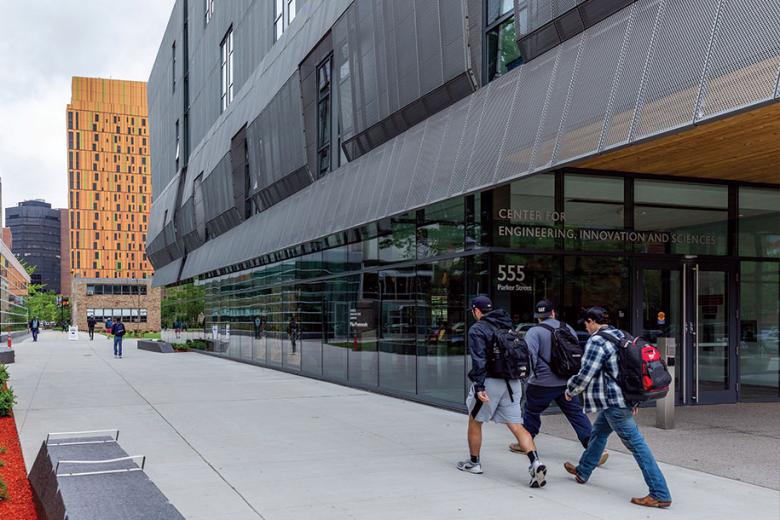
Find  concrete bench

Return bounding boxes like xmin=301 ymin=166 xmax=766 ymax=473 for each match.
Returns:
xmin=0 ymin=346 xmax=15 ymax=364
xmin=28 ymin=430 xmax=184 ymax=520
xmin=137 ymin=340 xmax=175 ymax=353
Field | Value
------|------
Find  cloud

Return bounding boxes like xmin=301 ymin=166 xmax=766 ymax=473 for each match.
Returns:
xmin=0 ymin=0 xmax=174 ymax=215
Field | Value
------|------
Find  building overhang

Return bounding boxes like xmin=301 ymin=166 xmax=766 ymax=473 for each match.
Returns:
xmin=572 ymin=98 xmax=780 ymax=183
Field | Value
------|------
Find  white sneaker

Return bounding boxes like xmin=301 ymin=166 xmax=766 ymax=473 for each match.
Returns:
xmin=529 ymin=460 xmax=547 ymax=488
xmin=457 ymin=459 xmax=483 ymax=474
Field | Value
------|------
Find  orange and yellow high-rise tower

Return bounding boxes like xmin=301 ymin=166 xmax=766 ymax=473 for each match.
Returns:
xmin=66 ymin=77 xmax=153 ymax=280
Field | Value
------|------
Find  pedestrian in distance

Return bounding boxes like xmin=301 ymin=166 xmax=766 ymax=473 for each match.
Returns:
xmin=509 ymin=300 xmax=609 ymax=467
xmin=105 ymin=317 xmax=113 ymax=339
xmin=563 ymin=307 xmax=672 ymax=508
xmin=87 ymin=315 xmax=97 ymax=341
xmin=457 ymin=296 xmax=548 ymax=488
xmin=111 ymin=317 xmax=126 ymax=358
xmin=287 ymin=316 xmax=299 ymax=354
xmin=29 ymin=316 xmax=41 ymax=342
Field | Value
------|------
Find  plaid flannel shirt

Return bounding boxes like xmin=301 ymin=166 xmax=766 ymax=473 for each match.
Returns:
xmin=566 ymin=325 xmax=627 ymax=413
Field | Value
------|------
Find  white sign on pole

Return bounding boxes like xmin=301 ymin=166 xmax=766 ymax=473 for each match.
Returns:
xmin=212 ymin=325 xmax=218 ymax=340
xmin=68 ymin=326 xmax=79 ymax=341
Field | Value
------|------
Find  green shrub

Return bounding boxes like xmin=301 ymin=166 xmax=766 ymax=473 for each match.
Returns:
xmin=0 ymin=387 xmax=16 ymax=417
xmin=0 ymin=478 xmax=7 ymax=500
xmin=0 ymin=364 xmax=8 ymax=387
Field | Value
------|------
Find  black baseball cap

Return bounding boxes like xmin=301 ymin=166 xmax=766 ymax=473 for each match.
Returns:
xmin=471 ymin=296 xmax=493 ymax=313
xmin=534 ymin=299 xmax=555 ymax=318
xmin=579 ymin=306 xmax=610 ymax=325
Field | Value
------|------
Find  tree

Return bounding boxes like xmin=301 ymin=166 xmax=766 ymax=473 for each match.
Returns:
xmin=25 ymin=284 xmax=61 ymax=323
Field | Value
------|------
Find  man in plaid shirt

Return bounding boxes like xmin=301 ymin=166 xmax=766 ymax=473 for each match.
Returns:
xmin=563 ymin=307 xmax=672 ymax=509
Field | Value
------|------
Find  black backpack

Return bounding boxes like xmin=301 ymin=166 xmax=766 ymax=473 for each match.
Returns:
xmin=596 ymin=330 xmax=672 ymax=404
xmin=537 ymin=323 xmax=584 ymax=378
xmin=484 ymin=323 xmax=530 ymax=381
xmin=115 ymin=323 xmax=126 ymax=336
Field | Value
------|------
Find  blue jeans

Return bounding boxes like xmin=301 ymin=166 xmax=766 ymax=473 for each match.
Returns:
xmin=113 ymin=335 xmax=123 ymax=356
xmin=523 ymin=385 xmax=592 ymax=448
xmin=577 ymin=407 xmax=671 ymax=501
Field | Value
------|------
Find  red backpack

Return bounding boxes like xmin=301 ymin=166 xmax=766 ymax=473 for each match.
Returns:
xmin=596 ymin=331 xmax=672 ymax=404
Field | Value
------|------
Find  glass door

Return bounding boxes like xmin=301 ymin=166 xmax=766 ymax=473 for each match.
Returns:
xmin=633 ymin=260 xmax=684 ymax=404
xmin=634 ymin=259 xmax=738 ymax=405
xmin=689 ymin=263 xmax=738 ymax=404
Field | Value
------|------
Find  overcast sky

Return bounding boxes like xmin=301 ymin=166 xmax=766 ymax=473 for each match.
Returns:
xmin=0 ymin=0 xmax=174 ymax=217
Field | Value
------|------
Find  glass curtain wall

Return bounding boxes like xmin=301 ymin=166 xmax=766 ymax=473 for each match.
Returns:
xmin=161 ymin=173 xmax=779 ymax=406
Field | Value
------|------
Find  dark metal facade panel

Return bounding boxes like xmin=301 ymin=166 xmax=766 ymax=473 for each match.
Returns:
xmin=406 ymin=111 xmax=449 ymax=210
xmin=426 ymin=99 xmax=470 ymax=203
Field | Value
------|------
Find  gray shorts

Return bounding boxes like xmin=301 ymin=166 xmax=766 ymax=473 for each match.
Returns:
xmin=467 ymin=378 xmax=523 ymax=424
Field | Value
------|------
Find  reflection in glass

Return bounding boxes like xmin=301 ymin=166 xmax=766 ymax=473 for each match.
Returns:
xmin=487 ymin=17 xmax=522 ymax=81
xmin=634 ymin=180 xmax=728 ymax=255
xmin=697 ymin=271 xmax=728 ymax=392
xmin=563 ymin=256 xmax=629 ymax=332
xmin=739 ymin=187 xmax=780 ymax=258
xmin=416 ymin=259 xmax=466 ymax=404
xmin=492 ymin=174 xmax=556 ymax=249
xmin=378 ymin=268 xmax=419 ymax=394
xmin=323 ymin=276 xmax=361 ymax=381
xmin=739 ymin=262 xmax=779 ymax=399
xmin=349 ymin=272 xmax=379 ymax=387
xmin=492 ymin=254 xmax=561 ymax=330
xmin=299 ymin=282 xmax=323 ymax=376
xmin=417 ymin=198 xmax=465 ymax=258
xmin=564 ymin=174 xmax=624 ymax=251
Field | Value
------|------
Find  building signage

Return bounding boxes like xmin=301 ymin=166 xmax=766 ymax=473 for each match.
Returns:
xmin=497 ymin=208 xmax=718 ymax=246
xmin=496 ymin=264 xmax=532 ymax=292
xmin=349 ymin=309 xmax=369 ymax=329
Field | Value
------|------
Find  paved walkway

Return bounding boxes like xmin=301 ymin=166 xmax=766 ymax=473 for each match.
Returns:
xmin=8 ymin=332 xmax=780 ymax=520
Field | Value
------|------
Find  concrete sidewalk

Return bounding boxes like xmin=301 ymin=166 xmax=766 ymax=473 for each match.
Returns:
xmin=8 ymin=331 xmax=780 ymax=520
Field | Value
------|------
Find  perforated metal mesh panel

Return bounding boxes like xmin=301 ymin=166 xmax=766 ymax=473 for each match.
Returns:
xmin=162 ymin=0 xmax=780 ymax=285
xmin=698 ymin=0 xmax=780 ymax=120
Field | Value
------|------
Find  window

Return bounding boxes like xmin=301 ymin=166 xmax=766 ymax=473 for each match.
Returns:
xmin=316 ymin=55 xmax=333 ymax=177
xmin=485 ymin=0 xmax=523 ymax=82
xmin=274 ymin=0 xmax=296 ymax=40
xmin=172 ymin=41 xmax=176 ymax=92
xmin=220 ymin=28 xmax=234 ymax=112
xmin=205 ymin=0 xmax=215 ymax=25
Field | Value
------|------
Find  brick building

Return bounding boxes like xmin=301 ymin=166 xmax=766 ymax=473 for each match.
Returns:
xmin=71 ymin=278 xmax=161 ymax=333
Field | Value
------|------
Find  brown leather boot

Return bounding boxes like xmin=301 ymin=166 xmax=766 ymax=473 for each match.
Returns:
xmin=563 ymin=462 xmax=586 ymax=484
xmin=630 ymin=495 xmax=672 ymax=508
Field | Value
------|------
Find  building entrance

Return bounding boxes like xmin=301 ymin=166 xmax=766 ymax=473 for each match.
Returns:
xmin=634 ymin=259 xmax=738 ymax=405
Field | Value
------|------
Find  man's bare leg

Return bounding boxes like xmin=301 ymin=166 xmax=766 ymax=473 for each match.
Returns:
xmin=506 ymin=422 xmax=535 ymax=453
xmin=507 ymin=422 xmax=547 ymax=487
xmin=468 ymin=416 xmax=483 ymax=458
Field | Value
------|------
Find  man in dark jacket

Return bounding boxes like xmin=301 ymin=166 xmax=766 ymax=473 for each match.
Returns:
xmin=29 ymin=317 xmax=40 ymax=342
xmin=457 ymin=296 xmax=547 ymax=488
xmin=111 ymin=318 xmax=126 ymax=358
xmin=87 ymin=316 xmax=97 ymax=340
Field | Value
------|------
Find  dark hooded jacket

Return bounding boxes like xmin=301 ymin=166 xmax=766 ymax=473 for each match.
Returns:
xmin=467 ymin=309 xmax=514 ymax=392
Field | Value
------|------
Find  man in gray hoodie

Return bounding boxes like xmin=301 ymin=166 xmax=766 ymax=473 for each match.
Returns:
xmin=509 ymin=300 xmax=608 ymax=466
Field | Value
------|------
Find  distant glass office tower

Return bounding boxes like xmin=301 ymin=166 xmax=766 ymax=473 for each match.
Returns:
xmin=147 ymin=1 xmax=780 ymax=407
xmin=67 ymin=77 xmax=159 ymax=332
xmin=5 ymin=200 xmax=64 ymax=293
xmin=67 ymin=77 xmax=153 ymax=280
